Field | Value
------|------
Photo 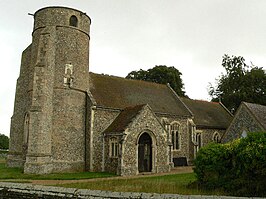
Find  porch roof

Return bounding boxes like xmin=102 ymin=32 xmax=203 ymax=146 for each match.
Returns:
xmin=104 ymin=104 xmax=146 ymax=133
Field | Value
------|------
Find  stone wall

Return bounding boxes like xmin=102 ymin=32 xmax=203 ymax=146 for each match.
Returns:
xmin=200 ymin=129 xmax=225 ymax=146
xmin=158 ymin=115 xmax=191 ymax=165
xmin=0 ymin=183 xmax=257 ymax=199
xmin=91 ymin=107 xmax=120 ymax=172
xmin=120 ymin=105 xmax=170 ymax=176
xmin=7 ymin=44 xmax=33 ymax=168
xmin=223 ymin=105 xmax=264 ymax=143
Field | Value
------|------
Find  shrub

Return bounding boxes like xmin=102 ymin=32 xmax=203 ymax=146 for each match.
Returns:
xmin=230 ymin=132 xmax=266 ymax=196
xmin=0 ymin=134 xmax=9 ymax=150
xmin=193 ymin=143 xmax=231 ymax=189
xmin=193 ymin=132 xmax=266 ymax=197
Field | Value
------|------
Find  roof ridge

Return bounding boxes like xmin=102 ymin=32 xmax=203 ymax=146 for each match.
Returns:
xmin=181 ymin=97 xmax=222 ymax=105
xmin=89 ymin=72 xmax=168 ymax=87
xmin=243 ymin=101 xmax=266 ymax=107
xmin=166 ymin=84 xmax=193 ymax=117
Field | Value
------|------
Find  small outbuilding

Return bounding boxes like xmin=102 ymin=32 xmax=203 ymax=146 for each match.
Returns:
xmin=222 ymin=102 xmax=266 ymax=143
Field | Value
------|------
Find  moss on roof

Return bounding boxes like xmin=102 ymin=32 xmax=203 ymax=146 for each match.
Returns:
xmin=181 ymin=98 xmax=233 ymax=129
xmin=89 ymin=73 xmax=191 ymax=116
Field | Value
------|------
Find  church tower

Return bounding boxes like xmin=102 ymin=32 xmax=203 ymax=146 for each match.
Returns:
xmin=8 ymin=7 xmax=91 ymax=174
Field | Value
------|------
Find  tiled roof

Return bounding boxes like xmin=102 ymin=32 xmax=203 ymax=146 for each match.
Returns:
xmin=89 ymin=73 xmax=191 ymax=116
xmin=181 ymin=98 xmax=233 ymax=129
xmin=244 ymin=102 xmax=266 ymax=130
xmin=104 ymin=104 xmax=146 ymax=133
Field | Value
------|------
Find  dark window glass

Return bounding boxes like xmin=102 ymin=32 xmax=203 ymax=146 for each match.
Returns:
xmin=69 ymin=15 xmax=78 ymax=27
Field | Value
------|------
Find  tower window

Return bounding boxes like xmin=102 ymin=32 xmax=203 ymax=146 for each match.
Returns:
xmin=69 ymin=15 xmax=78 ymax=27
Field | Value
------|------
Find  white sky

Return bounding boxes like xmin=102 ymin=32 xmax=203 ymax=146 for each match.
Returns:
xmin=1 ymin=0 xmax=266 ymax=136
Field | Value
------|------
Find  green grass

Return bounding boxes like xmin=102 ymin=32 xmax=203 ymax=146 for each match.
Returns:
xmin=0 ymin=158 xmax=5 ymax=164
xmin=58 ymin=173 xmax=226 ymax=195
xmin=0 ymin=159 xmax=226 ymax=196
xmin=0 ymin=162 xmax=116 ymax=180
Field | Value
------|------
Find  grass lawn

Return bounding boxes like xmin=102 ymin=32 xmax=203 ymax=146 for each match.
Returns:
xmin=58 ymin=173 xmax=225 ymax=196
xmin=0 ymin=158 xmax=5 ymax=164
xmin=0 ymin=161 xmax=115 ymax=180
xmin=0 ymin=159 xmax=226 ymax=196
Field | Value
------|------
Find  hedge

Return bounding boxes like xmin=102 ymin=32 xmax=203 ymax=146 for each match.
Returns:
xmin=193 ymin=132 xmax=266 ymax=197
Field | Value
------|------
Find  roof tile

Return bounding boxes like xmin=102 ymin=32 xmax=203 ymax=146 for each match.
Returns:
xmin=244 ymin=102 xmax=266 ymax=129
xmin=104 ymin=104 xmax=146 ymax=133
xmin=89 ymin=73 xmax=191 ymax=116
xmin=181 ymin=98 xmax=233 ymax=129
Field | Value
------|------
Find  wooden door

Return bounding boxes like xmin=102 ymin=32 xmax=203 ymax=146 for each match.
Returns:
xmin=138 ymin=133 xmax=152 ymax=172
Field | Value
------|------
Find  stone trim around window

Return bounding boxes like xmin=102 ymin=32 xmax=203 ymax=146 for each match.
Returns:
xmin=170 ymin=122 xmax=180 ymax=151
xmin=213 ymin=131 xmax=221 ymax=143
xmin=109 ymin=137 xmax=119 ymax=158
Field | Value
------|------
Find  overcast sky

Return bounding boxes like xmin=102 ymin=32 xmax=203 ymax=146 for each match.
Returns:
xmin=1 ymin=0 xmax=266 ymax=136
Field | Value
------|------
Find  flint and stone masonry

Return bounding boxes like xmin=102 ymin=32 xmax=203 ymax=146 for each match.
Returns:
xmin=8 ymin=6 xmax=233 ymax=175
xmin=8 ymin=7 xmax=91 ymax=174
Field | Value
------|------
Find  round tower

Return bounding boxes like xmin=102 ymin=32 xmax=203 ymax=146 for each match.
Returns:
xmin=32 ymin=6 xmax=91 ymax=90
xmin=22 ymin=7 xmax=91 ymax=174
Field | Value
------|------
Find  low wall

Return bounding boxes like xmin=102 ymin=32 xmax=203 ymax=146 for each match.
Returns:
xmin=0 ymin=182 xmax=261 ymax=199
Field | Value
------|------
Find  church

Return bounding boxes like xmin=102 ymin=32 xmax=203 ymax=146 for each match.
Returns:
xmin=7 ymin=6 xmax=232 ymax=176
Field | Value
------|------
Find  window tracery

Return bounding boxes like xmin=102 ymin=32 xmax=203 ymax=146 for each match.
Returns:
xmin=213 ymin=132 xmax=221 ymax=143
xmin=109 ymin=137 xmax=119 ymax=157
xmin=171 ymin=123 xmax=180 ymax=150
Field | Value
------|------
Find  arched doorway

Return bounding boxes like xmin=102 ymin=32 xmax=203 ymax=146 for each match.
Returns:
xmin=138 ymin=133 xmax=152 ymax=172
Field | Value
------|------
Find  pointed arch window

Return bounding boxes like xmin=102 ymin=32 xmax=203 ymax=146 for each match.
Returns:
xmin=213 ymin=132 xmax=221 ymax=143
xmin=69 ymin=15 xmax=78 ymax=27
xmin=171 ymin=123 xmax=180 ymax=150
xmin=109 ymin=137 xmax=119 ymax=158
xmin=195 ymin=132 xmax=202 ymax=153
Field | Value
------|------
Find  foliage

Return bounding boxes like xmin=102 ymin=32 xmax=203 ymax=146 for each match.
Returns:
xmin=209 ymin=54 xmax=266 ymax=113
xmin=0 ymin=134 xmax=9 ymax=149
xmin=230 ymin=132 xmax=266 ymax=196
xmin=193 ymin=132 xmax=266 ymax=197
xmin=193 ymin=143 xmax=231 ymax=189
xmin=126 ymin=65 xmax=186 ymax=97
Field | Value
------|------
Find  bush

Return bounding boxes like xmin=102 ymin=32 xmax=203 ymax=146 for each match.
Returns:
xmin=230 ymin=132 xmax=266 ymax=196
xmin=193 ymin=132 xmax=266 ymax=197
xmin=0 ymin=134 xmax=9 ymax=150
xmin=193 ymin=142 xmax=235 ymax=190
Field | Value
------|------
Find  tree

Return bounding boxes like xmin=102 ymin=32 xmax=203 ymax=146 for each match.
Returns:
xmin=209 ymin=54 xmax=266 ymax=113
xmin=0 ymin=134 xmax=9 ymax=149
xmin=126 ymin=65 xmax=186 ymax=97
